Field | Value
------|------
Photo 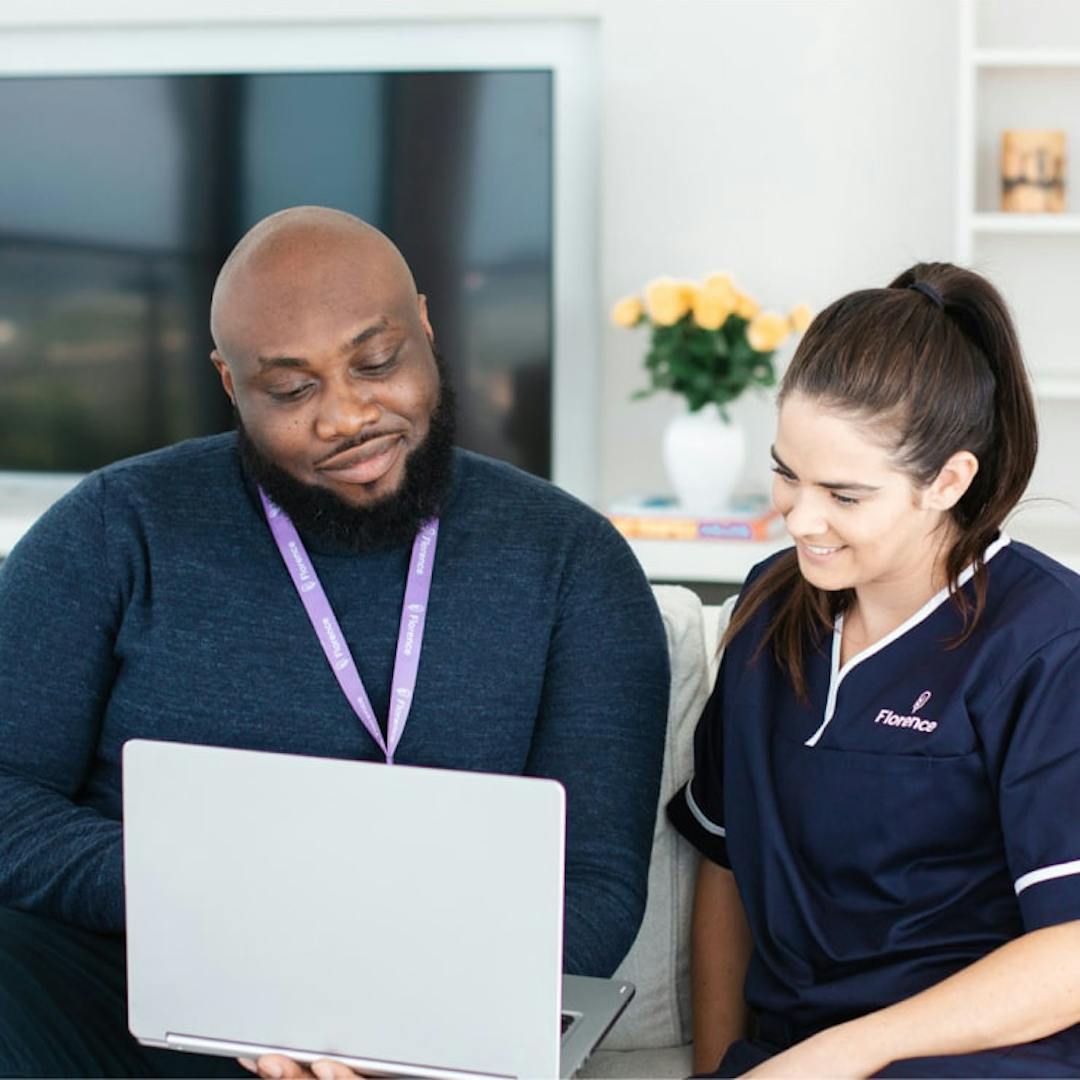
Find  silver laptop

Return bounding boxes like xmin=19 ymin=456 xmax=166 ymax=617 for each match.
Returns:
xmin=122 ymin=740 xmax=634 ymax=1079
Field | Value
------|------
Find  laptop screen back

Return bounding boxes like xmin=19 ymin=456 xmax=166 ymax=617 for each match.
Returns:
xmin=122 ymin=740 xmax=565 ymax=1078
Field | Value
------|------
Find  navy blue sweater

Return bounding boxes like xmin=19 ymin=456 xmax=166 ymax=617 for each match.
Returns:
xmin=0 ymin=435 xmax=669 ymax=977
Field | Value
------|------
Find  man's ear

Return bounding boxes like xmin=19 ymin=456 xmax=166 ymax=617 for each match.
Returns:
xmin=210 ymin=350 xmax=236 ymax=407
xmin=923 ymin=451 xmax=979 ymax=512
xmin=417 ymin=294 xmax=436 ymax=348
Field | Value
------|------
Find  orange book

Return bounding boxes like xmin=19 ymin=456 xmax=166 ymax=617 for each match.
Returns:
xmin=608 ymin=497 xmax=783 ymax=542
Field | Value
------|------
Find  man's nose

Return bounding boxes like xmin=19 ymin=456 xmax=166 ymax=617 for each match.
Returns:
xmin=314 ymin=379 xmax=380 ymax=442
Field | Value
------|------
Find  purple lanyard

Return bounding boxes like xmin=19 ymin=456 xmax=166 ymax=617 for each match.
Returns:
xmin=259 ymin=487 xmax=438 ymax=764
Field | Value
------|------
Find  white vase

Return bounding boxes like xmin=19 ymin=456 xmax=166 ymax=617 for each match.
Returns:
xmin=661 ymin=404 xmax=745 ymax=515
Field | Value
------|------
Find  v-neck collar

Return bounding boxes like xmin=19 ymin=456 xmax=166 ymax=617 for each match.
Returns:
xmin=803 ymin=533 xmax=1011 ymax=748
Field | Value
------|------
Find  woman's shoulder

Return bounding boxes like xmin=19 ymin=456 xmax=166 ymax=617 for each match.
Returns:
xmin=981 ymin=536 xmax=1080 ymax=663
xmin=991 ymin=537 xmax=1080 ymax=615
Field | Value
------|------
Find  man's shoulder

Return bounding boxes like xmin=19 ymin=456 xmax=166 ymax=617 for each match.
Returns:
xmin=446 ymin=450 xmax=644 ymax=588
xmin=451 ymin=449 xmax=609 ymax=532
xmin=8 ymin=434 xmax=244 ymax=571
xmin=99 ymin=432 xmax=239 ymax=489
xmin=48 ymin=433 xmax=244 ymax=536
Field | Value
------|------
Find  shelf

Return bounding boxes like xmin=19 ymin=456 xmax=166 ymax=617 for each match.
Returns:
xmin=970 ymin=213 xmax=1080 ymax=235
xmin=627 ymin=527 xmax=1080 ymax=584
xmin=626 ymin=536 xmax=789 ymax=584
xmin=1034 ymin=376 xmax=1080 ymax=400
xmin=0 ymin=472 xmax=82 ymax=558
xmin=975 ymin=48 xmax=1080 ymax=68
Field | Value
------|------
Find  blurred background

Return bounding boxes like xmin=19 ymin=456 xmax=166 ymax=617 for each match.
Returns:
xmin=0 ymin=70 xmax=552 ymax=477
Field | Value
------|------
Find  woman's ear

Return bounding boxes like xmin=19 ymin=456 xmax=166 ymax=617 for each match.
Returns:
xmin=923 ymin=451 xmax=979 ymax=511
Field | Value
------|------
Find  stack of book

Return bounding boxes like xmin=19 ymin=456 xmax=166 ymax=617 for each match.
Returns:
xmin=608 ymin=495 xmax=784 ymax=542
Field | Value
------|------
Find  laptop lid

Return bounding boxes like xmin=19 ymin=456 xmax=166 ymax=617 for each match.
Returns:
xmin=122 ymin=740 xmax=567 ymax=1078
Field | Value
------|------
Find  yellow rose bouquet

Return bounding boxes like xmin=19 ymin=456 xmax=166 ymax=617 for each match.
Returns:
xmin=612 ymin=273 xmax=812 ymax=416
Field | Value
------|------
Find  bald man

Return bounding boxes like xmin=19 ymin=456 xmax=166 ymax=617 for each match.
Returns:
xmin=0 ymin=208 xmax=668 ymax=1077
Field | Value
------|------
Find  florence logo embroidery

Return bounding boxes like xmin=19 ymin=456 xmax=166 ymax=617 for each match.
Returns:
xmin=874 ymin=688 xmax=937 ymax=733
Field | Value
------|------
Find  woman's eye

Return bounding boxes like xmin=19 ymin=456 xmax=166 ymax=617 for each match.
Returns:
xmin=771 ymin=466 xmax=796 ymax=483
xmin=831 ymin=493 xmax=860 ymax=507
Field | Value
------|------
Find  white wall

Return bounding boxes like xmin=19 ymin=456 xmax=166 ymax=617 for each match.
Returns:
xmin=596 ymin=0 xmax=957 ymax=501
xmin=0 ymin=0 xmax=958 ymax=506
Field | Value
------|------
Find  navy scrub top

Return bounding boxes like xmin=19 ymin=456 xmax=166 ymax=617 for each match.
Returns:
xmin=669 ymin=535 xmax=1080 ymax=1071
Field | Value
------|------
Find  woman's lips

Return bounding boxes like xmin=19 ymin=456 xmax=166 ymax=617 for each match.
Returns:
xmin=797 ymin=542 xmax=846 ymax=562
xmin=317 ymin=435 xmax=405 ymax=485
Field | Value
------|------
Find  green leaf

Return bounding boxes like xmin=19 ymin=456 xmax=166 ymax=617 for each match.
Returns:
xmin=631 ymin=315 xmax=784 ymax=409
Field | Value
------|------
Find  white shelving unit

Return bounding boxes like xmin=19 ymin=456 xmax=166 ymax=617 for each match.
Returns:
xmin=625 ymin=525 xmax=1080 ymax=584
xmin=957 ymin=0 xmax=1080 ymax=565
xmin=973 ymin=48 xmax=1080 ymax=68
xmin=971 ymin=212 xmax=1080 ymax=234
xmin=625 ymin=536 xmax=789 ymax=585
xmin=0 ymin=474 xmax=82 ymax=559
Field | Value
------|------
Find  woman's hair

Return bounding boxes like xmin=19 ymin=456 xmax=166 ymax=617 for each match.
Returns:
xmin=725 ymin=261 xmax=1038 ymax=699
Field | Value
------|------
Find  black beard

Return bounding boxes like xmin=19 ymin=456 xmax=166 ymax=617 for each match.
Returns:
xmin=237 ymin=366 xmax=457 ymax=554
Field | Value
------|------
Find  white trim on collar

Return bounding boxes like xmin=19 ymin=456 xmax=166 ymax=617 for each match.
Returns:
xmin=803 ymin=533 xmax=1011 ymax=748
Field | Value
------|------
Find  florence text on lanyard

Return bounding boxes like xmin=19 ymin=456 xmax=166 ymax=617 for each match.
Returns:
xmin=259 ymin=487 xmax=438 ymax=765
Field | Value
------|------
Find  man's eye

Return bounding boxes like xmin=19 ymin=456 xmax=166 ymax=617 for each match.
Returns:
xmin=356 ymin=347 xmax=403 ymax=376
xmin=267 ymin=384 xmax=312 ymax=401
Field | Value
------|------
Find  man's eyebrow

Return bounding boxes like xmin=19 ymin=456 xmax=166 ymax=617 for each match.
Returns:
xmin=256 ymin=354 xmax=308 ymax=372
xmin=255 ymin=319 xmax=393 ymax=371
xmin=344 ymin=318 xmax=391 ymax=352
xmin=770 ymin=446 xmax=880 ymax=493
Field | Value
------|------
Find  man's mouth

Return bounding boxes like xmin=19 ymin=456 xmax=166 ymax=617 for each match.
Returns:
xmin=316 ymin=434 xmax=406 ymax=486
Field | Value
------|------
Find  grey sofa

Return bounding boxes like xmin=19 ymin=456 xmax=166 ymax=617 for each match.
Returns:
xmin=580 ymin=586 xmax=732 ymax=1079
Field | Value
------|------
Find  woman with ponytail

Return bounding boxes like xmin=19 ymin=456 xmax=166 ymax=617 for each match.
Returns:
xmin=668 ymin=262 xmax=1080 ymax=1076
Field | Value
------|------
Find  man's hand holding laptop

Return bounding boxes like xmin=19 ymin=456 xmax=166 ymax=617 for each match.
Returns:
xmin=240 ymin=1053 xmax=359 ymax=1079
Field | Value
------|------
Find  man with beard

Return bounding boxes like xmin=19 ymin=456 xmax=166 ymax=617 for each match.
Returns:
xmin=0 ymin=207 xmax=669 ymax=1078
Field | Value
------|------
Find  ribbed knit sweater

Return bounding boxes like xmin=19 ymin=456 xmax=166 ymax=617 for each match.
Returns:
xmin=0 ymin=434 xmax=669 ymax=977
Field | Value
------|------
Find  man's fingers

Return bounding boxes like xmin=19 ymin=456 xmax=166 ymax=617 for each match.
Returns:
xmin=311 ymin=1059 xmax=362 ymax=1079
xmin=255 ymin=1053 xmax=309 ymax=1078
xmin=243 ymin=1052 xmax=360 ymax=1079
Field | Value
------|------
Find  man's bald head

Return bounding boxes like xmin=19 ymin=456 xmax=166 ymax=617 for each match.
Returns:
xmin=206 ymin=205 xmax=447 ymax=541
xmin=210 ymin=206 xmax=422 ymax=364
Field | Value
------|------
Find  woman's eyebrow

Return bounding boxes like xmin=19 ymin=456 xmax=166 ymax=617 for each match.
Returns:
xmin=770 ymin=446 xmax=795 ymax=473
xmin=770 ymin=445 xmax=880 ymax=492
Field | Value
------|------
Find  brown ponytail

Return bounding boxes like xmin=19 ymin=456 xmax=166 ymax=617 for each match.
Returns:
xmin=725 ymin=262 xmax=1038 ymax=699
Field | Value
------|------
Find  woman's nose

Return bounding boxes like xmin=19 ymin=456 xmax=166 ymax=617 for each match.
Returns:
xmin=782 ymin=491 xmax=829 ymax=539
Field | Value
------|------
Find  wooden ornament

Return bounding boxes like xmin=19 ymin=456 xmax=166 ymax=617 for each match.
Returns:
xmin=1001 ymin=129 xmax=1066 ymax=213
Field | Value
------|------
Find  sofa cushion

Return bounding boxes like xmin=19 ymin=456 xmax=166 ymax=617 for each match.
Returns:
xmin=579 ymin=1042 xmax=695 ymax=1078
xmin=593 ymin=586 xmax=711 ymax=1051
